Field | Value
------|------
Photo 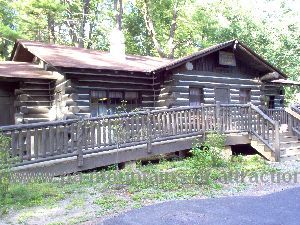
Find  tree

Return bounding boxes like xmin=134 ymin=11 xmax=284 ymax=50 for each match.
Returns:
xmin=137 ymin=0 xmax=196 ymax=59
xmin=0 ymin=0 xmax=19 ymax=59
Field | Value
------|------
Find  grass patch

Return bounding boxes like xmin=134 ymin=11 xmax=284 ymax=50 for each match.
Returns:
xmin=2 ymin=182 xmax=65 ymax=210
xmin=66 ymin=196 xmax=86 ymax=210
xmin=94 ymin=194 xmax=128 ymax=211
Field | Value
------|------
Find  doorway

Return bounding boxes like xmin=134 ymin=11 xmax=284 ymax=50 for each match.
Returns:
xmin=215 ymin=87 xmax=230 ymax=104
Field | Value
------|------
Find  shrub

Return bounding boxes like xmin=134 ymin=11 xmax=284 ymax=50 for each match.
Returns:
xmin=190 ymin=132 xmax=227 ymax=170
xmin=0 ymin=134 xmax=13 ymax=200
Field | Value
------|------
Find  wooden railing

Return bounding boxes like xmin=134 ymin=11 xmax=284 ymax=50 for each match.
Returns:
xmin=249 ymin=105 xmax=280 ymax=161
xmin=291 ymin=104 xmax=300 ymax=115
xmin=285 ymin=107 xmax=300 ymax=139
xmin=219 ymin=104 xmax=250 ymax=132
xmin=0 ymin=103 xmax=283 ymax=165
xmin=263 ymin=108 xmax=289 ymax=125
xmin=1 ymin=105 xmax=216 ymax=166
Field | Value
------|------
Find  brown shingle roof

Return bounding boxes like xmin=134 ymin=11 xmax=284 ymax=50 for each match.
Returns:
xmin=11 ymin=39 xmax=288 ymax=78
xmin=13 ymin=40 xmax=172 ymax=73
xmin=0 ymin=62 xmax=56 ymax=79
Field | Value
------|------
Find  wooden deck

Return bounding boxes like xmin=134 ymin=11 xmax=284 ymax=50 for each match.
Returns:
xmin=2 ymin=103 xmax=300 ymax=176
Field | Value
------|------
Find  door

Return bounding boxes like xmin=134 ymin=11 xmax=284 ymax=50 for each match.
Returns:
xmin=0 ymin=84 xmax=15 ymax=126
xmin=215 ymin=87 xmax=230 ymax=104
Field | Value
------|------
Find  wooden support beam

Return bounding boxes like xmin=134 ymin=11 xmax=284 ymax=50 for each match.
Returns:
xmin=260 ymin=72 xmax=280 ymax=81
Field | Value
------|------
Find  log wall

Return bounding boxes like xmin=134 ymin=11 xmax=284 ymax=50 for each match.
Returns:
xmin=155 ymin=52 xmax=283 ymax=108
xmin=63 ymin=69 xmax=157 ymax=117
xmin=49 ymin=73 xmax=79 ymax=120
xmin=14 ymin=79 xmax=53 ymax=123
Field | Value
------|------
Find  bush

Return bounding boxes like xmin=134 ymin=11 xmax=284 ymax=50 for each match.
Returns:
xmin=190 ymin=132 xmax=227 ymax=170
xmin=0 ymin=134 xmax=13 ymax=200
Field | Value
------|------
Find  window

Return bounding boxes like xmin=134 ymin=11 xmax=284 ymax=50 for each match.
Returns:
xmin=90 ymin=90 xmax=140 ymax=116
xmin=268 ymin=96 xmax=275 ymax=109
xmin=239 ymin=89 xmax=251 ymax=104
xmin=189 ymin=87 xmax=204 ymax=106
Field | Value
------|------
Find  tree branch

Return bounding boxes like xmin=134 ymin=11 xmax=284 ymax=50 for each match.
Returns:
xmin=141 ymin=0 xmax=167 ymax=58
xmin=167 ymin=0 xmax=179 ymax=58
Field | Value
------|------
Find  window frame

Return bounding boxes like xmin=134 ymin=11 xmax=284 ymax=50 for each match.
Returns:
xmin=239 ymin=88 xmax=251 ymax=104
xmin=189 ymin=87 xmax=205 ymax=106
xmin=90 ymin=90 xmax=141 ymax=116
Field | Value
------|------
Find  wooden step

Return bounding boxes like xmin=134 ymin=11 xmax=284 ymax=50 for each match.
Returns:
xmin=280 ymin=135 xmax=299 ymax=142
xmin=280 ymin=153 xmax=300 ymax=162
xmin=250 ymin=140 xmax=274 ymax=161
xmin=270 ymin=140 xmax=300 ymax=149
xmin=280 ymin=146 xmax=300 ymax=155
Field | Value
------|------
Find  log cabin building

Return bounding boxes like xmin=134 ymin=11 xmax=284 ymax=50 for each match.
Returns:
xmin=0 ymin=39 xmax=293 ymax=126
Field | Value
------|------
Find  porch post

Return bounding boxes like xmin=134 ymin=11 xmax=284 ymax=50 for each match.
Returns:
xmin=274 ymin=121 xmax=280 ymax=162
xmin=146 ymin=109 xmax=152 ymax=154
xmin=288 ymin=113 xmax=293 ymax=134
xmin=216 ymin=101 xmax=221 ymax=132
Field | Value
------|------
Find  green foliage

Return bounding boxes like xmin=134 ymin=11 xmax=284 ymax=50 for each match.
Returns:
xmin=0 ymin=151 xmax=277 ymax=221
xmin=0 ymin=0 xmax=298 ymax=92
xmin=189 ymin=132 xmax=227 ymax=170
xmin=94 ymin=194 xmax=127 ymax=211
xmin=0 ymin=135 xmax=13 ymax=200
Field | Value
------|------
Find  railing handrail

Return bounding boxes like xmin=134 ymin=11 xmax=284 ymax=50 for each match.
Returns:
xmin=263 ymin=108 xmax=285 ymax=112
xmin=286 ymin=108 xmax=300 ymax=120
xmin=291 ymin=104 xmax=300 ymax=115
xmin=250 ymin=104 xmax=276 ymax=125
xmin=0 ymin=104 xmax=276 ymax=133
xmin=0 ymin=105 xmax=216 ymax=131
xmin=0 ymin=119 xmax=79 ymax=132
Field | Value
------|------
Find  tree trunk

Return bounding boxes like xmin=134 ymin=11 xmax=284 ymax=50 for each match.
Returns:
xmin=47 ymin=13 xmax=56 ymax=43
xmin=79 ymin=0 xmax=91 ymax=48
xmin=141 ymin=0 xmax=167 ymax=58
xmin=114 ymin=0 xmax=123 ymax=31
xmin=167 ymin=1 xmax=178 ymax=59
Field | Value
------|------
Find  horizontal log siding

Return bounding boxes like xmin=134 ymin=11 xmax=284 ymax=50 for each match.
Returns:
xmin=156 ymin=70 xmax=263 ymax=108
xmin=66 ymin=71 xmax=157 ymax=116
xmin=49 ymin=75 xmax=79 ymax=120
xmin=15 ymin=79 xmax=53 ymax=123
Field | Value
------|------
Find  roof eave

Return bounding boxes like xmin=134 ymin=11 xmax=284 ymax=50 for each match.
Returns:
xmin=151 ymin=40 xmax=289 ymax=79
xmin=237 ymin=41 xmax=288 ymax=79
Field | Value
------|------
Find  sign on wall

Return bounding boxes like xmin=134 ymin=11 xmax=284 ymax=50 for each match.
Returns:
xmin=219 ymin=51 xmax=236 ymax=66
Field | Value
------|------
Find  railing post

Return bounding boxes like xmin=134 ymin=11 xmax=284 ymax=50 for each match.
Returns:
xmin=77 ymin=120 xmax=83 ymax=167
xmin=201 ymin=103 xmax=205 ymax=132
xmin=216 ymin=101 xmax=221 ymax=131
xmin=274 ymin=121 xmax=280 ymax=162
xmin=288 ymin=113 xmax=293 ymax=134
xmin=146 ymin=109 xmax=152 ymax=153
xmin=248 ymin=104 xmax=252 ymax=132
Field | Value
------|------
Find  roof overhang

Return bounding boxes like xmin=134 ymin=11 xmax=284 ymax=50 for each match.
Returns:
xmin=271 ymin=79 xmax=300 ymax=86
xmin=0 ymin=62 xmax=57 ymax=80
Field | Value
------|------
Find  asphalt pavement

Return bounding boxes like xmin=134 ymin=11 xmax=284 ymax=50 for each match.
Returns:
xmin=103 ymin=187 xmax=300 ymax=225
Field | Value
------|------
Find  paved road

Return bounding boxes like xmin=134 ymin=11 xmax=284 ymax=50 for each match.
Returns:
xmin=103 ymin=187 xmax=300 ymax=225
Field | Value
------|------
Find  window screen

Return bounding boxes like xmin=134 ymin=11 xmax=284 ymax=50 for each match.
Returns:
xmin=239 ymin=89 xmax=251 ymax=104
xmin=189 ymin=87 xmax=204 ymax=106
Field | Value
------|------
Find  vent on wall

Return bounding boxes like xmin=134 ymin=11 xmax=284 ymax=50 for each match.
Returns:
xmin=185 ymin=62 xmax=194 ymax=70
xmin=219 ymin=51 xmax=236 ymax=66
